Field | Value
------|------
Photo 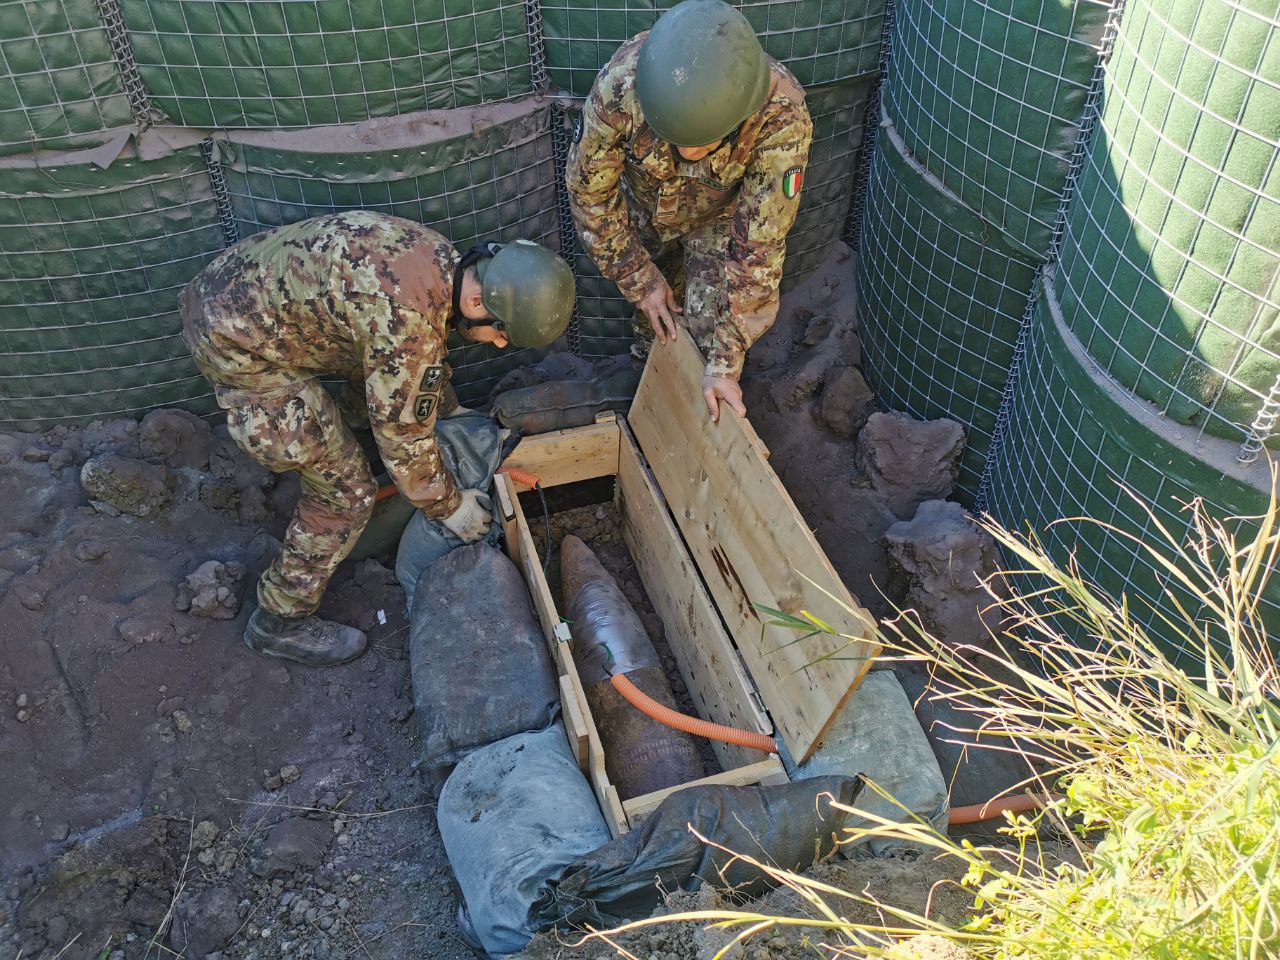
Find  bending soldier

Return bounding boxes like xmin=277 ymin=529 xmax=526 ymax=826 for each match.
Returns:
xmin=182 ymin=211 xmax=574 ymax=665
xmin=567 ymin=0 xmax=813 ymax=421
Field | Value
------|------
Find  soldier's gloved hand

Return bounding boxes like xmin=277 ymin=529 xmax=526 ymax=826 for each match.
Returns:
xmin=636 ymin=277 xmax=682 ymax=343
xmin=442 ymin=488 xmax=492 ymax=542
xmin=702 ymin=375 xmax=747 ymax=423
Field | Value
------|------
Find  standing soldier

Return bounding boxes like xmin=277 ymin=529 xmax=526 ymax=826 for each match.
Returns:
xmin=567 ymin=0 xmax=812 ymax=421
xmin=182 ymin=211 xmax=574 ymax=666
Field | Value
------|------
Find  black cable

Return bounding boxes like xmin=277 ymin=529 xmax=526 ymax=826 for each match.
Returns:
xmin=536 ymin=482 xmax=552 ymax=574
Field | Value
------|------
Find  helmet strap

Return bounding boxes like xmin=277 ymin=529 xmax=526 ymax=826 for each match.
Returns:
xmin=452 ymin=243 xmax=501 ymax=325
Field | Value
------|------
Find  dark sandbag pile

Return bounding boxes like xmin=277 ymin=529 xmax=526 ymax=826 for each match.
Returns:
xmin=437 ymin=722 xmax=614 ymax=957
xmin=531 ymin=775 xmax=866 ymax=932
xmin=408 ymin=542 xmax=559 ymax=777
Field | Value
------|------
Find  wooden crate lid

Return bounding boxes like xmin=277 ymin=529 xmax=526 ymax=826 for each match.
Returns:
xmin=627 ymin=331 xmax=880 ymax=763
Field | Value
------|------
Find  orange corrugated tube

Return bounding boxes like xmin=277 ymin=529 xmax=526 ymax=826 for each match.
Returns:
xmin=498 ymin=466 xmax=541 ymax=489
xmin=609 ymin=672 xmax=778 ymax=754
xmin=948 ymin=794 xmax=1046 ymax=824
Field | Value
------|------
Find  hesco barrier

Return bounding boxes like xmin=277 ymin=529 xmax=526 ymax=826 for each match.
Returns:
xmin=0 ymin=150 xmax=225 ymax=430
xmin=216 ymin=102 xmax=560 ymax=403
xmin=120 ymin=0 xmax=535 ymax=126
xmin=985 ymin=272 xmax=1280 ymax=659
xmin=1056 ymin=0 xmax=1280 ymax=449
xmin=0 ymin=0 xmax=134 ymax=156
xmin=857 ymin=118 xmax=1037 ymax=500
xmin=882 ymin=0 xmax=1111 ymax=258
xmin=541 ymin=0 xmax=885 ymax=97
xmin=571 ymin=77 xmax=874 ymax=355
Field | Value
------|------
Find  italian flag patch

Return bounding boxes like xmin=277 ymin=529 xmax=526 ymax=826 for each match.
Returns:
xmin=782 ymin=166 xmax=803 ymax=199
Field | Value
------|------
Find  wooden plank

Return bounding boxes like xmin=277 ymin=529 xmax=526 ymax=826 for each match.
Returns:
xmin=621 ymin=756 xmax=788 ymax=823
xmin=499 ymin=472 xmax=628 ymax=838
xmin=560 ymin=675 xmax=589 ymax=771
xmin=616 ymin=423 xmax=772 ymax=772
xmin=627 ymin=331 xmax=880 ymax=764
xmin=501 ymin=420 xmax=620 ymax=491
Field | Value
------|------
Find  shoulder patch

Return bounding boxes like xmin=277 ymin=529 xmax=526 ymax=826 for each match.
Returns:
xmin=782 ymin=166 xmax=803 ymax=199
xmin=414 ymin=394 xmax=437 ymax=422
xmin=419 ymin=365 xmax=445 ymax=391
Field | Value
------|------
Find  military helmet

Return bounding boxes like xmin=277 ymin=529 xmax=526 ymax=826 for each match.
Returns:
xmin=475 ymin=240 xmax=575 ymax=349
xmin=635 ymin=0 xmax=770 ymax=147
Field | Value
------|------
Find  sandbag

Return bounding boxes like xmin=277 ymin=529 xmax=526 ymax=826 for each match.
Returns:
xmin=394 ymin=412 xmax=505 ymax=606
xmin=531 ymin=775 xmax=864 ymax=930
xmin=490 ymin=369 xmax=641 ymax=435
xmin=408 ymin=542 xmax=558 ymax=774
xmin=438 ymin=723 xmax=613 ymax=958
xmin=782 ymin=670 xmax=949 ymax=855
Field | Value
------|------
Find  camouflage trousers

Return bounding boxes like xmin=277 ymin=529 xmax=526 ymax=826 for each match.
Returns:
xmin=222 ymin=380 xmax=377 ymax=619
xmin=630 ymin=219 xmax=730 ymax=362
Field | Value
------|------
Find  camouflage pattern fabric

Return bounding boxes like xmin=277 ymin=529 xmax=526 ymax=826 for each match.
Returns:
xmin=181 ymin=211 xmax=466 ymax=618
xmin=567 ymin=35 xmax=813 ymax=379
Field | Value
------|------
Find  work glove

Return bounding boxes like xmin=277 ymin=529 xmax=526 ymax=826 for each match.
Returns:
xmin=441 ymin=488 xmax=492 ymax=543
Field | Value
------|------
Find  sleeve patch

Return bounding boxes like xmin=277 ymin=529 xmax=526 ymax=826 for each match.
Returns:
xmin=419 ymin=365 xmax=445 ymax=391
xmin=782 ymin=166 xmax=803 ymax=199
xmin=414 ymin=394 xmax=437 ymax=422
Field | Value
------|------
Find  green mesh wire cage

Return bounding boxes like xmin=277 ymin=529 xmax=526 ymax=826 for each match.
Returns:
xmin=856 ymin=121 xmax=1038 ymax=500
xmin=882 ymin=0 xmax=1111 ymax=259
xmin=985 ymin=273 xmax=1279 ymax=660
xmin=0 ymin=149 xmax=225 ymax=430
xmin=1056 ymin=0 xmax=1280 ymax=449
xmin=0 ymin=0 xmax=135 ymax=157
xmin=569 ymin=77 xmax=874 ymax=355
xmin=121 ymin=0 xmax=534 ymax=127
xmin=541 ymin=0 xmax=885 ymax=97
xmin=216 ymin=106 xmax=560 ymax=403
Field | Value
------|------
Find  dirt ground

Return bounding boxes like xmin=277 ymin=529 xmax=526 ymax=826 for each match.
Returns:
xmin=0 ymin=243 xmax=1016 ymax=959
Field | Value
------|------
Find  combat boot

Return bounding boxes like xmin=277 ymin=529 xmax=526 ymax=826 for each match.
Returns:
xmin=242 ymin=607 xmax=367 ymax=666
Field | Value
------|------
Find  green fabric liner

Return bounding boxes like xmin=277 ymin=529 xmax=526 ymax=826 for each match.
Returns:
xmin=0 ymin=149 xmax=224 ymax=431
xmin=120 ymin=0 xmax=534 ymax=127
xmin=857 ymin=121 xmax=1037 ymax=501
xmin=0 ymin=0 xmax=134 ymax=157
xmin=212 ymin=105 xmax=549 ymax=182
xmin=882 ymin=0 xmax=1109 ymax=260
xmin=217 ymin=113 xmax=559 ymax=403
xmin=543 ymin=0 xmax=885 ymax=97
xmin=573 ymin=77 xmax=873 ymax=353
xmin=1056 ymin=0 xmax=1279 ymax=446
xmin=987 ymin=277 xmax=1278 ymax=659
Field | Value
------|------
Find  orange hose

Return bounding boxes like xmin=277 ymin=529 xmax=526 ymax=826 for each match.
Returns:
xmin=609 ymin=672 xmax=778 ymax=754
xmin=498 ymin=466 xmax=542 ymax=489
xmin=374 ymin=483 xmax=399 ymax=502
xmin=948 ymin=793 xmax=1046 ymax=824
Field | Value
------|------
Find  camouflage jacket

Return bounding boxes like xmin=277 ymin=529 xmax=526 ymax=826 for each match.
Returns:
xmin=567 ymin=35 xmax=813 ymax=379
xmin=182 ymin=211 xmax=464 ymax=518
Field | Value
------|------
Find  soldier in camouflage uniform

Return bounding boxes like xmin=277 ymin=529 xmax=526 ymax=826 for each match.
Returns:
xmin=567 ymin=0 xmax=812 ymax=421
xmin=182 ymin=211 xmax=574 ymax=665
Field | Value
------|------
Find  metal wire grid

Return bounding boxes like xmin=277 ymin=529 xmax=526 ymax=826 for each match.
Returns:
xmin=984 ymin=279 xmax=1280 ymax=661
xmin=0 ymin=152 xmax=226 ymax=429
xmin=119 ymin=0 xmax=535 ymax=128
xmin=540 ymin=0 xmax=885 ymax=97
xmin=0 ymin=0 xmax=135 ymax=156
xmin=1055 ymin=0 xmax=1280 ymax=450
xmin=856 ymin=126 xmax=1037 ymax=501
xmin=217 ymin=117 xmax=560 ymax=402
xmin=843 ymin=0 xmax=895 ymax=248
xmin=882 ymin=0 xmax=1112 ymax=260
xmin=976 ymin=0 xmax=1127 ymax=513
xmin=779 ymin=77 xmax=872 ymax=293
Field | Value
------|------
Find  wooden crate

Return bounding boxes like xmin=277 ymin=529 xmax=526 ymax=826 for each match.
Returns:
xmin=494 ymin=333 xmax=879 ymax=836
